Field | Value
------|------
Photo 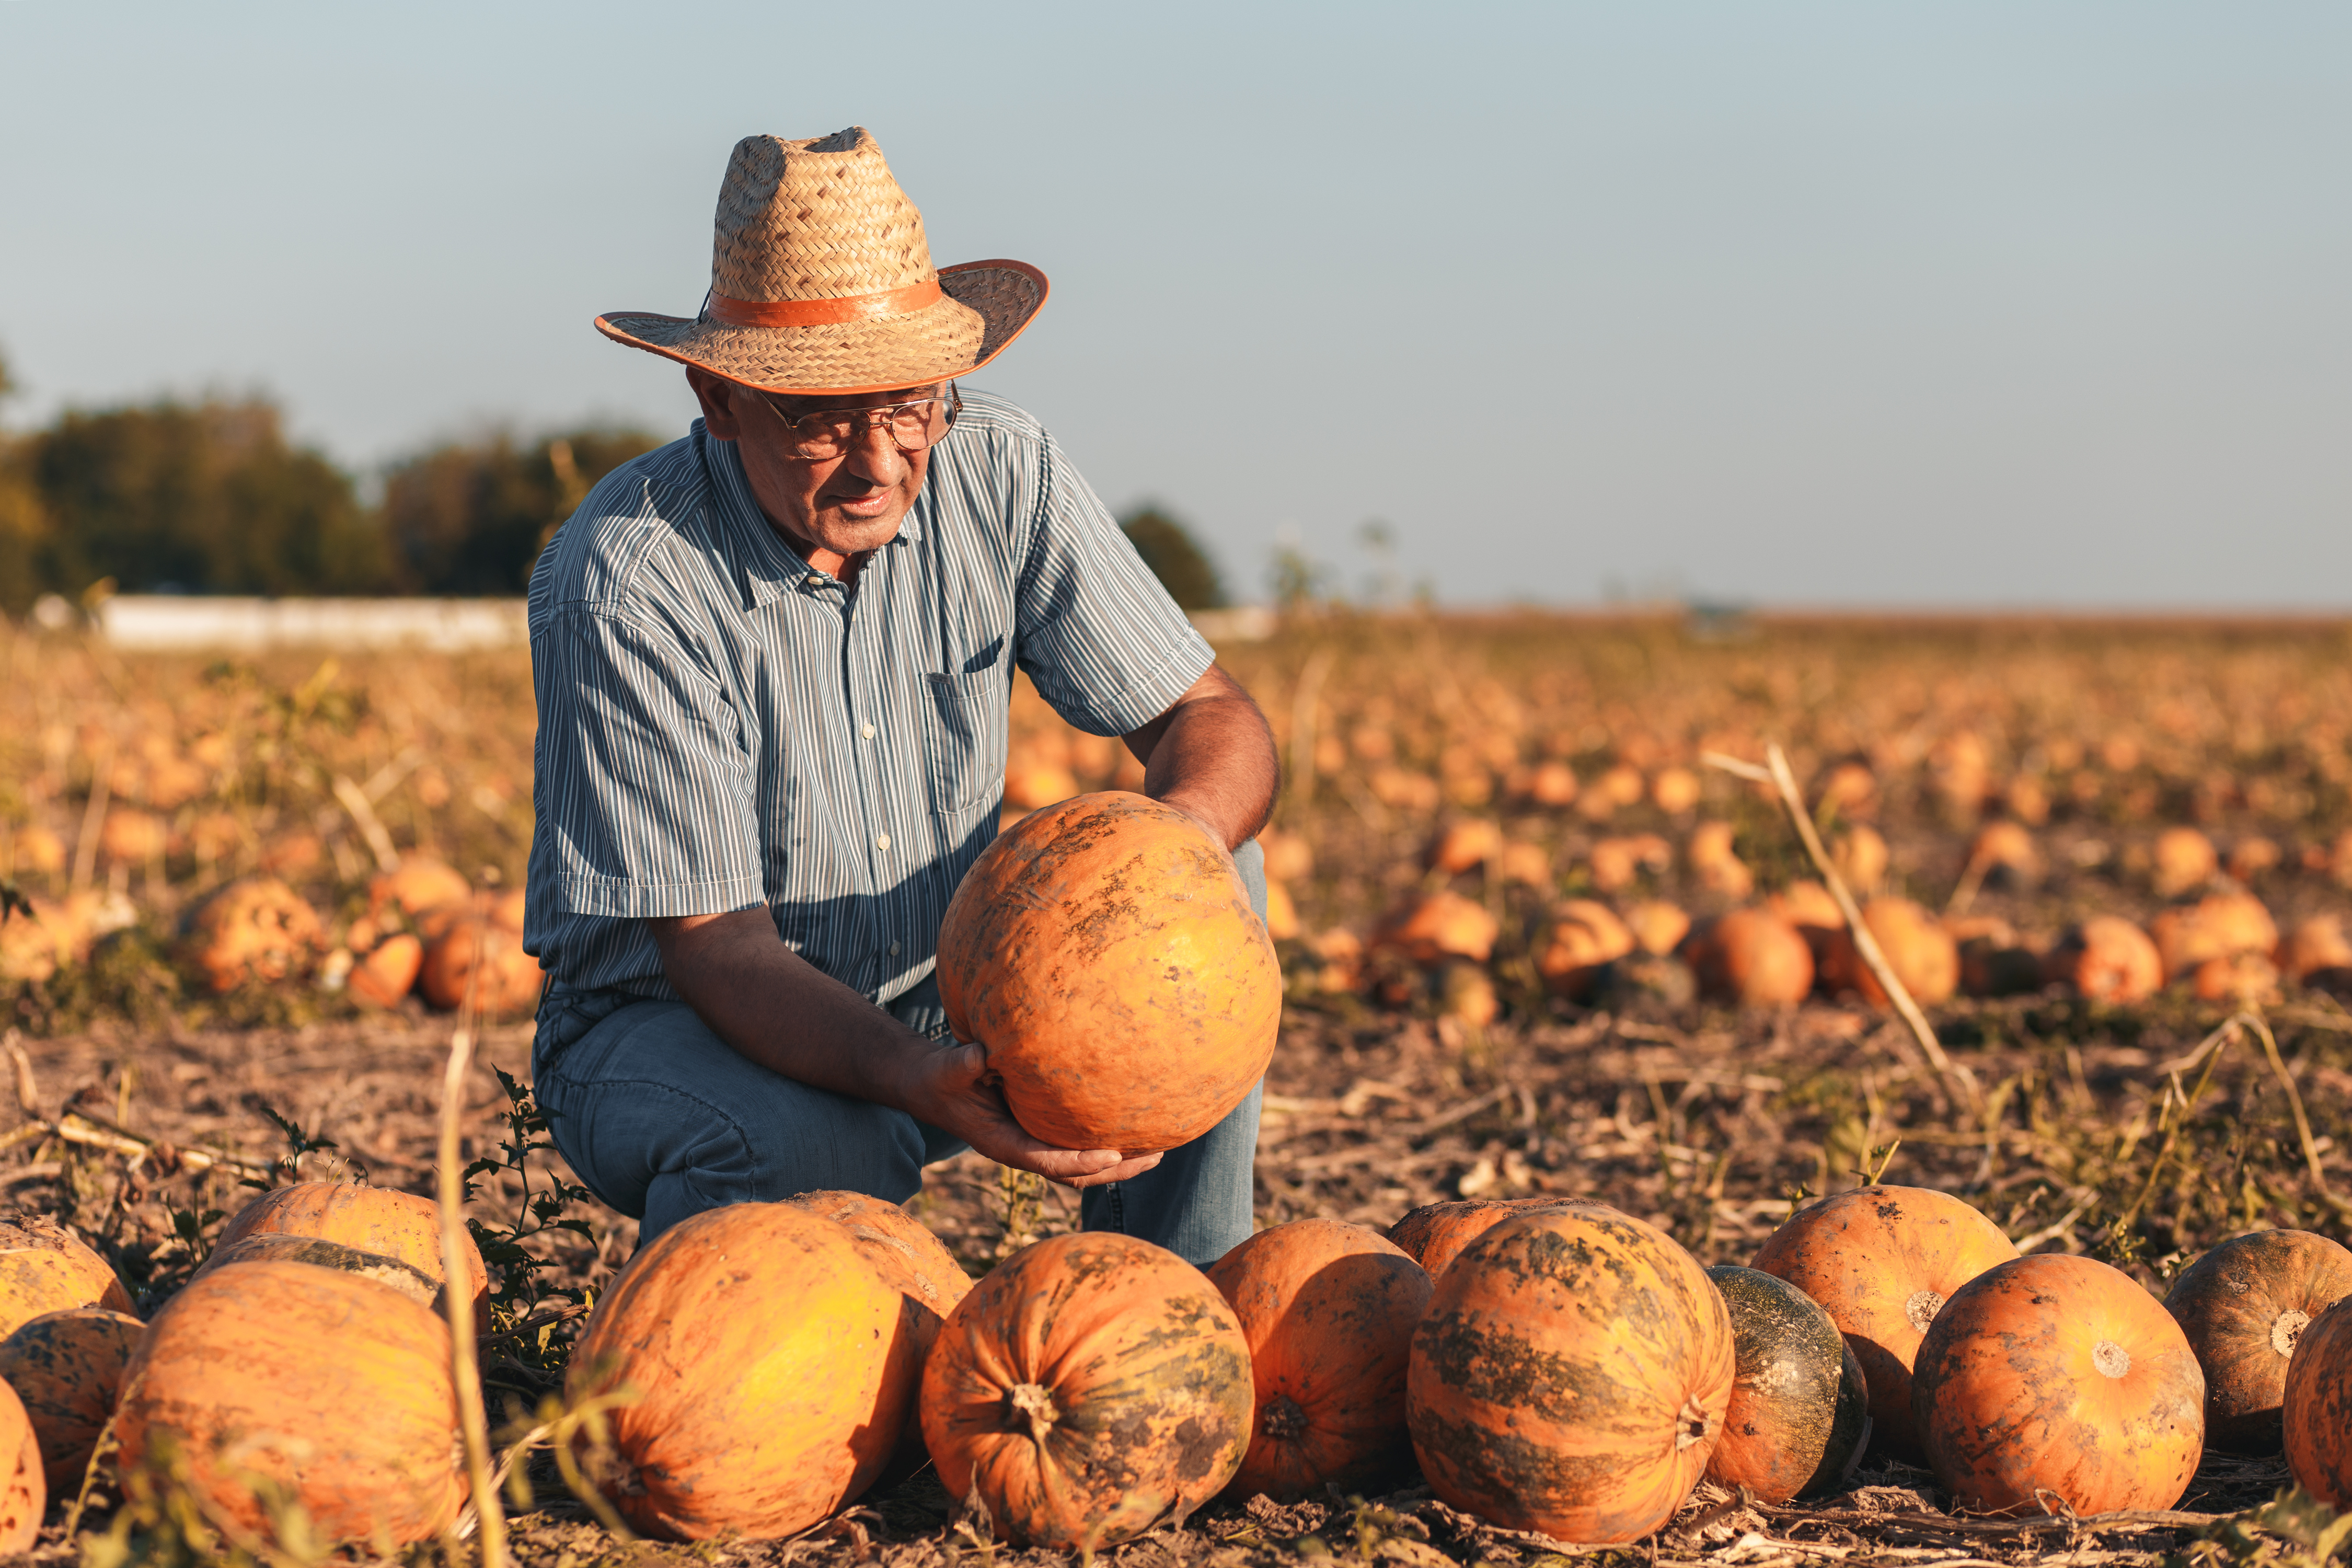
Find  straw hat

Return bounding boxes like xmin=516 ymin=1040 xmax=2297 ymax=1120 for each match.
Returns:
xmin=595 ymin=128 xmax=1047 ymax=395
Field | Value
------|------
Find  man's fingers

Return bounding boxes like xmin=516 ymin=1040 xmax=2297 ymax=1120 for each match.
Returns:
xmin=1007 ymin=1147 xmax=1166 ymax=1189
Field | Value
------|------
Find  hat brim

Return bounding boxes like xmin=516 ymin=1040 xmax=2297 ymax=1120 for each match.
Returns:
xmin=594 ymin=260 xmax=1047 ymax=396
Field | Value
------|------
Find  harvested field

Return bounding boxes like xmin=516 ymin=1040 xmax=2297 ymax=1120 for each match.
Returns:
xmin=6 ymin=612 xmax=2352 ymax=1565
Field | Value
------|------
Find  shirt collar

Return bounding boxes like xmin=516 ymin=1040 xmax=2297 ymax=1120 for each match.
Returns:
xmin=695 ymin=420 xmax=927 ymax=612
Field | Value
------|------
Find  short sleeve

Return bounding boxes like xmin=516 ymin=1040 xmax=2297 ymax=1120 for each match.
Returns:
xmin=529 ymin=605 xmax=768 ymax=918
xmin=1012 ymin=431 xmax=1216 ymax=735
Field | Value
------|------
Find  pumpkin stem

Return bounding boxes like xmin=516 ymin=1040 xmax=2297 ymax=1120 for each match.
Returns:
xmin=1673 ymin=1393 xmax=1717 ymax=1451
xmin=1904 ymin=1289 xmax=1945 ymax=1333
xmin=1261 ymin=1395 xmax=1308 ymax=1443
xmin=2274 ymin=1310 xmax=2312 ymax=1357
xmin=2092 ymin=1340 xmax=2131 ymax=1379
xmin=1006 ymin=1382 xmax=1062 ymax=1445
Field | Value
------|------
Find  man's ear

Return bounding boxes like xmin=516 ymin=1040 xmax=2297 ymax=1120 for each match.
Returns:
xmin=686 ymin=366 xmax=745 ymax=440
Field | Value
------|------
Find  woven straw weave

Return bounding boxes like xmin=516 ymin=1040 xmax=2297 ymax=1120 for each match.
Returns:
xmin=596 ymin=128 xmax=1047 ymax=396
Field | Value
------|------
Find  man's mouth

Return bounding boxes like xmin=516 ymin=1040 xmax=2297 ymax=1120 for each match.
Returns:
xmin=832 ymin=489 xmax=897 ymax=519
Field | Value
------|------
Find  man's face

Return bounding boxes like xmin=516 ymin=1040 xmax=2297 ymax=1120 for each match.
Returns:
xmin=688 ymin=368 xmax=936 ymax=564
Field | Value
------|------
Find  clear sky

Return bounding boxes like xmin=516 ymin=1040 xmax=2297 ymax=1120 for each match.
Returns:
xmin=2 ymin=3 xmax=2345 ymax=607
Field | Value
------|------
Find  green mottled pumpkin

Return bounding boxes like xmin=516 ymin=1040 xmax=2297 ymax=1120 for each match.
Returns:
xmin=1704 ymin=1266 xmax=1872 ymax=1503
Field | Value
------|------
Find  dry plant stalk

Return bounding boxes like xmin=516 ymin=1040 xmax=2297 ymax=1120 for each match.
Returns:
xmin=439 ymin=916 xmax=505 ymax=1568
xmin=1703 ymin=744 xmax=1979 ymax=1113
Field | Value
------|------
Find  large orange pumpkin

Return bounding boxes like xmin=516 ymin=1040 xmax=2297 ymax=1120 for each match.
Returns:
xmin=196 ymin=1234 xmax=441 ymax=1308
xmin=569 ymin=1202 xmax=915 ymax=1540
xmin=0 ymin=1307 xmax=144 ymax=1499
xmin=214 ymin=1182 xmax=487 ymax=1314
xmin=1408 ymin=1205 xmax=1733 ymax=1543
xmin=1704 ymin=1266 xmax=1871 ymax=1504
xmin=2284 ymin=1297 xmax=2352 ymax=1507
xmin=1751 ymin=1186 xmax=2019 ymax=1461
xmin=1388 ymin=1197 xmax=1590 ymax=1283
xmin=936 ymin=792 xmax=1279 ymax=1152
xmin=2165 ymin=1229 xmax=2352 ymax=1454
xmin=921 ymin=1231 xmax=1252 ymax=1549
xmin=0 ymin=1216 xmax=136 ymax=1338
xmin=1205 ymin=1219 xmax=1432 ymax=1501
xmin=1913 ymin=1254 xmax=2205 ymax=1515
xmin=117 ymin=1263 xmax=462 ymax=1543
xmin=0 ymin=1381 xmax=39 ymax=1553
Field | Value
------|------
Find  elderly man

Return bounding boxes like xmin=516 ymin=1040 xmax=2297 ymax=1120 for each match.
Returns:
xmin=523 ymin=129 xmax=1277 ymax=1266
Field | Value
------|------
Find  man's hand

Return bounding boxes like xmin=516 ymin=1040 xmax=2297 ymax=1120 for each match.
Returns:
xmin=900 ymin=1039 xmax=1164 ymax=1189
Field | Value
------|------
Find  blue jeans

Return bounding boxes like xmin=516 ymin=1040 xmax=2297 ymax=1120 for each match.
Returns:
xmin=532 ymin=838 xmax=1266 ymax=1266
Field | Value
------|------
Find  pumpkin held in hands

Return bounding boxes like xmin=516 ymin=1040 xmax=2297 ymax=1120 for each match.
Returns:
xmin=2164 ymin=1229 xmax=2352 ymax=1454
xmin=1914 ymin=1254 xmax=2205 ymax=1515
xmin=570 ymin=1203 xmax=918 ymax=1540
xmin=1704 ymin=1267 xmax=1872 ymax=1503
xmin=937 ymin=792 xmax=1279 ymax=1152
xmin=1408 ymin=1205 xmax=1734 ymax=1543
xmin=1206 ymin=1219 xmax=1432 ymax=1501
xmin=923 ymin=1232 xmax=1252 ymax=1550
xmin=1751 ymin=1185 xmax=2018 ymax=1461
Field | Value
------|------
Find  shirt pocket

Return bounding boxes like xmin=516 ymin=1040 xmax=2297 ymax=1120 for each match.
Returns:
xmin=923 ymin=661 xmax=1009 ymax=816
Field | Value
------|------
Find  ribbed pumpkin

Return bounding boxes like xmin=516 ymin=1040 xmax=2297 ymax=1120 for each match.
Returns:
xmin=117 ymin=1262 xmax=462 ymax=1543
xmin=1205 ymin=1219 xmax=1432 ymax=1501
xmin=1751 ymin=1185 xmax=2018 ymax=1461
xmin=936 ymin=792 xmax=1279 ymax=1152
xmin=194 ymin=1234 xmax=441 ymax=1308
xmin=1704 ymin=1267 xmax=1872 ymax=1503
xmin=1408 ymin=1205 xmax=1734 ymax=1543
xmin=0 ymin=1381 xmax=39 ymax=1553
xmin=2165 ymin=1229 xmax=2352 ymax=1454
xmin=569 ymin=1202 xmax=915 ymax=1540
xmin=217 ymin=1182 xmax=487 ymax=1313
xmin=921 ymin=1231 xmax=1252 ymax=1549
xmin=0 ymin=1307 xmax=144 ymax=1499
xmin=2284 ymin=1297 xmax=2352 ymax=1506
xmin=0 ymin=1216 xmax=136 ymax=1338
xmin=1913 ymin=1254 xmax=2205 ymax=1515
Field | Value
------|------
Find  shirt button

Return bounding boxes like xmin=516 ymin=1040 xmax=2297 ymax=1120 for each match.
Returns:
xmin=888 ymin=941 xmax=901 ymax=956
xmin=875 ymin=833 xmax=891 ymax=851
xmin=861 ymin=722 xmax=876 ymax=740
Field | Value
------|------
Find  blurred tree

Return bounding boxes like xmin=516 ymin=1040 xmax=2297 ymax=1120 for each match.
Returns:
xmin=0 ymin=351 xmax=49 ymax=615
xmin=1119 ymin=503 xmax=1226 ymax=610
xmin=381 ymin=427 xmax=659 ymax=594
xmin=27 ymin=398 xmax=391 ymax=597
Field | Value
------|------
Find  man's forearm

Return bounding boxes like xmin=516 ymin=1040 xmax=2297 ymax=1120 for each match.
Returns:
xmin=1126 ymin=665 xmax=1279 ymax=849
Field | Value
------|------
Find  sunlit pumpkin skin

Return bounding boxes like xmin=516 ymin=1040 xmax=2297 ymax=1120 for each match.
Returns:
xmin=1913 ymin=1254 xmax=2205 ymax=1515
xmin=936 ymin=792 xmax=1280 ymax=1152
xmin=217 ymin=1182 xmax=487 ymax=1315
xmin=0 ymin=1216 xmax=137 ymax=1338
xmin=1408 ymin=1205 xmax=1734 ymax=1543
xmin=1751 ymin=1185 xmax=2019 ymax=1461
xmin=570 ymin=1202 xmax=914 ymax=1540
xmin=1206 ymin=1219 xmax=1432 ymax=1500
xmin=0 ymin=1307 xmax=144 ymax=1499
xmin=1387 ymin=1197 xmax=1593 ymax=1283
xmin=921 ymin=1231 xmax=1252 ymax=1549
xmin=2165 ymin=1230 xmax=2352 ymax=1455
xmin=1704 ymin=1267 xmax=1872 ymax=1503
xmin=2284 ymin=1297 xmax=2352 ymax=1507
xmin=194 ymin=1233 xmax=441 ymax=1308
xmin=0 ymin=1381 xmax=40 ymax=1552
xmin=118 ymin=1262 xmax=462 ymax=1543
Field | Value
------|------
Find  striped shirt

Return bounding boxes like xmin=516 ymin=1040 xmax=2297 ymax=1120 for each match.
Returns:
xmin=523 ymin=389 xmax=1214 ymax=1035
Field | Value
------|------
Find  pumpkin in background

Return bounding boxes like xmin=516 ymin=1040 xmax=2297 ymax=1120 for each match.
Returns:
xmin=366 ymin=857 xmax=471 ymax=923
xmin=923 ymin=1231 xmax=1251 ymax=1549
xmin=2284 ymin=1297 xmax=2352 ymax=1506
xmin=1751 ymin=1186 xmax=2019 ymax=1461
xmin=0 ymin=1307 xmax=144 ymax=1499
xmin=1914 ymin=1254 xmax=2204 ymax=1515
xmin=571 ymin=1202 xmax=915 ymax=1540
xmin=2279 ymin=915 xmax=2352 ymax=988
xmin=0 ymin=1216 xmax=136 ymax=1338
xmin=1687 ymin=909 xmax=1814 ymax=1007
xmin=937 ymin=793 xmax=1279 ymax=1152
xmin=195 ymin=1234 xmax=441 ymax=1308
xmin=1409 ymin=1205 xmax=1733 ymax=1543
xmin=180 ymin=875 xmax=322 ymax=993
xmin=215 ymin=1182 xmax=487 ymax=1314
xmin=1376 ymin=890 xmax=1501 ymax=966
xmin=2044 ymin=917 xmax=2163 ymax=1005
xmin=1704 ymin=1267 xmax=1872 ymax=1503
xmin=1427 ymin=820 xmax=1504 ymax=874
xmin=345 ymin=932 xmax=424 ymax=1009
xmin=1817 ymin=898 xmax=1959 ymax=1008
xmin=418 ymin=900 xmax=544 ymax=1014
xmin=1626 ymin=900 xmax=1693 ymax=959
xmin=2151 ymin=826 xmax=2221 ymax=897
xmin=1206 ymin=1219 xmax=1432 ymax=1500
xmin=1536 ymin=900 xmax=1635 ymax=1001
xmin=117 ymin=1263 xmax=461 ymax=1543
xmin=0 ymin=1381 xmax=39 ymax=1553
xmin=2166 ymin=1230 xmax=2352 ymax=1454
xmin=2150 ymin=890 xmax=2279 ymax=983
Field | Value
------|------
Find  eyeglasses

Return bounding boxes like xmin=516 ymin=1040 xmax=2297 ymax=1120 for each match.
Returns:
xmin=754 ymin=383 xmax=961 ymax=460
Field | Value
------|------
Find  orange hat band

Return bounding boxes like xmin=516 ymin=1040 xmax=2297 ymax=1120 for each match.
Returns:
xmin=707 ymin=280 xmax=943 ymax=327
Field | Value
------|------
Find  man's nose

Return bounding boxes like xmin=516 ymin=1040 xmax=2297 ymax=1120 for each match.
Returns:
xmin=841 ymin=418 xmax=906 ymax=486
